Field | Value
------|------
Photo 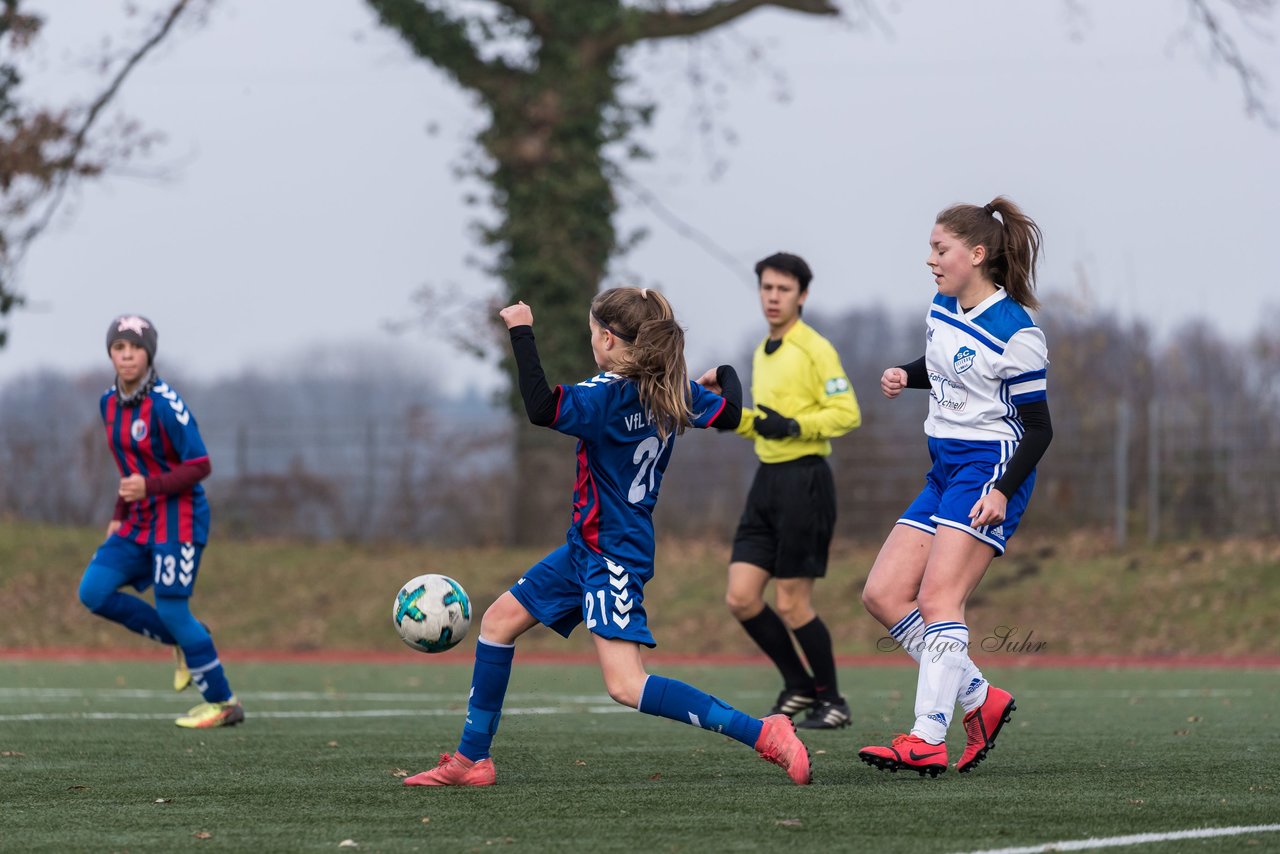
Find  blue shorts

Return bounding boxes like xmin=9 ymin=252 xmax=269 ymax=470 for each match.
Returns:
xmin=510 ymin=542 xmax=656 ymax=648
xmin=897 ymin=437 xmax=1036 ymax=556
xmin=87 ymin=534 xmax=206 ymax=598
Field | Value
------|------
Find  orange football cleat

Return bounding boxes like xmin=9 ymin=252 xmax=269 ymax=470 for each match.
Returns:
xmin=858 ymin=733 xmax=947 ymax=778
xmin=403 ymin=752 xmax=496 ymax=787
xmin=957 ymin=685 xmax=1016 ymax=773
xmin=754 ymin=714 xmax=812 ymax=785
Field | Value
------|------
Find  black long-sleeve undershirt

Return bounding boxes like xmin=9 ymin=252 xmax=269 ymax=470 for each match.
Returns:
xmin=709 ymin=364 xmax=742 ymax=430
xmin=897 ymin=355 xmax=931 ymax=389
xmin=509 ymin=326 xmax=560 ymax=426
xmin=995 ymin=399 xmax=1052 ymax=497
xmin=895 ymin=354 xmax=1053 ymax=498
xmin=508 ymin=325 xmax=742 ymax=430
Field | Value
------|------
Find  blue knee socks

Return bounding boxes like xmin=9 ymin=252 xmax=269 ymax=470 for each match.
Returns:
xmin=156 ymin=597 xmax=232 ymax=703
xmin=639 ymin=675 xmax=763 ymax=747
xmin=457 ymin=638 xmax=515 ymax=761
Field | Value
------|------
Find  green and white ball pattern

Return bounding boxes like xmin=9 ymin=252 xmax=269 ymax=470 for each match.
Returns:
xmin=393 ymin=573 xmax=472 ymax=653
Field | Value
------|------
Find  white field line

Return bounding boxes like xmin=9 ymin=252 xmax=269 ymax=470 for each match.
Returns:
xmin=952 ymin=823 xmax=1280 ymax=854
xmin=0 ymin=705 xmax=635 ymax=722
xmin=0 ymin=685 xmax=1256 ymax=722
xmin=0 ymin=687 xmax=1256 ymax=705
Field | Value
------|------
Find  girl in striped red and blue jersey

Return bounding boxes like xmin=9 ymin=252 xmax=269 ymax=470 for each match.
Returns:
xmin=78 ymin=315 xmax=243 ymax=729
xmin=404 ymin=287 xmax=811 ymax=787
xmin=858 ymin=198 xmax=1052 ymax=777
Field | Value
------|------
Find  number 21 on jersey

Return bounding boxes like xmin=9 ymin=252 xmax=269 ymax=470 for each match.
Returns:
xmin=628 ymin=435 xmax=666 ymax=503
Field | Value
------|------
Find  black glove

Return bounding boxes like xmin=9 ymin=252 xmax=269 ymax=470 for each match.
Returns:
xmin=753 ymin=404 xmax=800 ymax=440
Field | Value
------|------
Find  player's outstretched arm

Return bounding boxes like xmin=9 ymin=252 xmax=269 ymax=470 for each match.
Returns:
xmin=507 ymin=322 xmax=559 ymax=427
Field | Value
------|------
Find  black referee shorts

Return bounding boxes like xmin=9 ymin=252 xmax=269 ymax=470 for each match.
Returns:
xmin=730 ymin=455 xmax=836 ymax=578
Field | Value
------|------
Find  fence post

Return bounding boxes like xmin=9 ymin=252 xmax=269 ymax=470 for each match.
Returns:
xmin=1147 ymin=399 xmax=1159 ymax=544
xmin=1115 ymin=399 xmax=1130 ymax=548
xmin=236 ymin=424 xmax=248 ymax=478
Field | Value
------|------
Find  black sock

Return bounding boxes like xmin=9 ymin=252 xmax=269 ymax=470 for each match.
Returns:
xmin=739 ymin=605 xmax=813 ymax=692
xmin=793 ymin=616 xmax=839 ymax=700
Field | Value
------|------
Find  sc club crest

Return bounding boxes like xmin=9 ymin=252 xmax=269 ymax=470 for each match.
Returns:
xmin=130 ymin=418 xmax=148 ymax=441
xmin=953 ymin=346 xmax=976 ymax=374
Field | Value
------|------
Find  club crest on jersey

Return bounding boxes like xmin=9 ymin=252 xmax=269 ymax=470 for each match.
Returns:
xmin=130 ymin=418 xmax=148 ymax=441
xmin=953 ymin=346 xmax=976 ymax=374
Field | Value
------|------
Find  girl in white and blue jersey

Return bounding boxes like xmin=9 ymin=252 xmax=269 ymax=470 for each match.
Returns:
xmin=403 ymin=287 xmax=811 ymax=788
xmin=859 ymin=197 xmax=1052 ymax=777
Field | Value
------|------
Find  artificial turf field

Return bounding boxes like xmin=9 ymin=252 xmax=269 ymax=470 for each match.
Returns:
xmin=1 ymin=659 xmax=1277 ymax=853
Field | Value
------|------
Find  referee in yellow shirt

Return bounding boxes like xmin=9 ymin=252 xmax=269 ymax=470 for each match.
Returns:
xmin=725 ymin=252 xmax=861 ymax=729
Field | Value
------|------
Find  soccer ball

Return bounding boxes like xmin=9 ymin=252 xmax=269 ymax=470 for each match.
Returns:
xmin=392 ymin=574 xmax=472 ymax=653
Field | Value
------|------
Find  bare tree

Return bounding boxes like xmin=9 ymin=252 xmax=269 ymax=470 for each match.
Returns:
xmin=0 ymin=0 xmax=211 ymax=346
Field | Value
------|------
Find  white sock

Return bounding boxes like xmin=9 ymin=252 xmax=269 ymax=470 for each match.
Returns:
xmin=890 ymin=609 xmax=987 ymax=714
xmin=911 ymin=622 xmax=971 ymax=743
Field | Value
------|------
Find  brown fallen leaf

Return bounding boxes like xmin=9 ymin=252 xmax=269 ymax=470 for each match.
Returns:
xmin=327 ymin=741 xmax=339 ymax=748
xmin=193 ymin=831 xmax=212 ymax=840
xmin=777 ymin=819 xmax=803 ymax=827
xmin=1127 ymin=799 xmax=1145 ymax=805
xmin=68 ymin=785 xmax=90 ymax=791
xmin=391 ymin=768 xmax=410 ymax=778
xmin=814 ymin=750 xmax=827 ymax=755
xmin=1 ymin=751 xmax=25 ymax=757
xmin=648 ymin=773 xmax=661 ymax=781
xmin=1174 ymin=729 xmax=1191 ymax=736
xmin=573 ymin=759 xmax=587 ymax=766
xmin=339 ymin=841 xmax=358 ymax=848
xmin=154 ymin=798 xmax=172 ymax=804
xmin=1187 ymin=715 xmax=1202 ymax=722
xmin=421 ymin=817 xmax=431 ymax=825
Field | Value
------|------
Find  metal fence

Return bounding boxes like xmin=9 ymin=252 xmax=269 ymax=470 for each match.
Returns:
xmin=3 ymin=305 xmax=1277 ymax=544
xmin=4 ymin=390 xmax=1276 ymax=546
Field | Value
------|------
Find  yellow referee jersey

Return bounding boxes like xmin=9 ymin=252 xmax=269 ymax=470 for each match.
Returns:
xmin=735 ymin=319 xmax=861 ymax=463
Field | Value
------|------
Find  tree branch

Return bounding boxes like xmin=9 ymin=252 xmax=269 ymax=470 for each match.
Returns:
xmin=365 ymin=0 xmax=516 ymax=98
xmin=1185 ymin=0 xmax=1276 ymax=125
xmin=13 ymin=0 xmax=198 ymax=270
xmin=610 ymin=0 xmax=839 ymax=48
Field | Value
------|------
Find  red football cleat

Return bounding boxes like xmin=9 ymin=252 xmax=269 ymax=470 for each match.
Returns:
xmin=404 ymin=752 xmax=496 ymax=787
xmin=957 ymin=685 xmax=1016 ymax=773
xmin=858 ymin=733 xmax=947 ymax=778
xmin=754 ymin=714 xmax=812 ymax=785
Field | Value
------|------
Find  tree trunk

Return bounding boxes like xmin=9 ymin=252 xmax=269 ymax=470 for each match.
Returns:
xmin=511 ymin=420 xmax=576 ymax=548
xmin=486 ymin=75 xmax=617 ymax=544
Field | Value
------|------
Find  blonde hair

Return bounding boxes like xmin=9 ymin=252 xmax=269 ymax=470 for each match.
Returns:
xmin=590 ymin=287 xmax=690 ymax=442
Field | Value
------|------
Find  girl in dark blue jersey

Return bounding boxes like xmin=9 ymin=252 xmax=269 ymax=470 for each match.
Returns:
xmin=78 ymin=315 xmax=242 ymax=729
xmin=404 ymin=287 xmax=810 ymax=787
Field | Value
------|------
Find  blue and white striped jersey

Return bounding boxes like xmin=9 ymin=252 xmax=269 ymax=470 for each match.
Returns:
xmin=922 ymin=289 xmax=1048 ymax=442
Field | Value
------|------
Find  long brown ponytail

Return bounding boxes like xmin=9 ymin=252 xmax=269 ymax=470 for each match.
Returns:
xmin=936 ymin=196 xmax=1044 ymax=310
xmin=590 ymin=287 xmax=691 ymax=442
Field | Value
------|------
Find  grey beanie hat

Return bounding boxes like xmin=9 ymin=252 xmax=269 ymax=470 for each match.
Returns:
xmin=106 ymin=314 xmax=158 ymax=364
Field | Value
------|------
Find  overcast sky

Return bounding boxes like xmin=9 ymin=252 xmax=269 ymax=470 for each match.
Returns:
xmin=4 ymin=0 xmax=1277 ymax=394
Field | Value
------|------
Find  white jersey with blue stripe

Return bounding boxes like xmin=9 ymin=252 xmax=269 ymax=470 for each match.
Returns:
xmin=922 ymin=288 xmax=1048 ymax=442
